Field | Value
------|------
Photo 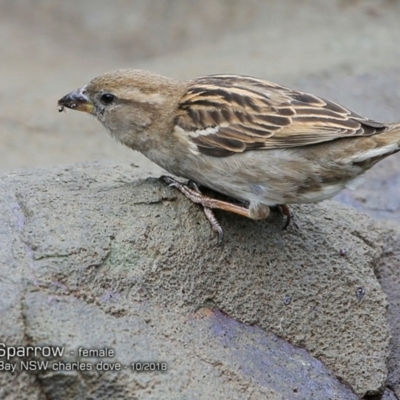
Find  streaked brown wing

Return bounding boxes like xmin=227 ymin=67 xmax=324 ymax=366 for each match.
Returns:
xmin=175 ymin=75 xmax=387 ymax=157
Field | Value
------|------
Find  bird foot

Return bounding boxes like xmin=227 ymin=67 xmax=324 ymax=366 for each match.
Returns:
xmin=161 ymin=176 xmax=225 ymax=244
xmin=161 ymin=176 xmax=293 ymax=241
xmin=277 ymin=204 xmax=299 ymax=230
xmin=278 ymin=204 xmax=291 ymax=230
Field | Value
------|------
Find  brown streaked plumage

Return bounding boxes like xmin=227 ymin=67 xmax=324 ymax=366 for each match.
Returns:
xmin=176 ymin=75 xmax=386 ymax=157
xmin=58 ymin=69 xmax=400 ymax=241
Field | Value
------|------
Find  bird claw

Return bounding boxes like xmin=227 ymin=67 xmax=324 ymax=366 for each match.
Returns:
xmin=279 ymin=205 xmax=292 ymax=230
xmin=160 ymin=175 xmax=225 ymax=244
xmin=188 ymin=180 xmax=201 ymax=192
xmin=203 ymin=206 xmax=224 ymax=245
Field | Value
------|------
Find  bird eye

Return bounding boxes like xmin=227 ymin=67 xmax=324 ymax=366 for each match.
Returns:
xmin=100 ymin=93 xmax=116 ymax=105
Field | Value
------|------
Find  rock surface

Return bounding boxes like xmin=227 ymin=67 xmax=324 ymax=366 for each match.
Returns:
xmin=0 ymin=162 xmax=396 ymax=398
xmin=376 ymin=227 xmax=400 ymax=398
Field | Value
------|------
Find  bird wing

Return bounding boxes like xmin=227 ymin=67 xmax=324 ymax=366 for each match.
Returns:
xmin=175 ymin=75 xmax=388 ymax=157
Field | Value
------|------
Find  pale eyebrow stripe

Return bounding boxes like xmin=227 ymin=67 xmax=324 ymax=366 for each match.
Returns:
xmin=116 ymin=88 xmax=166 ymax=105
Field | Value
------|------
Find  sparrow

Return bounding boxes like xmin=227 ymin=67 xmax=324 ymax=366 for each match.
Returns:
xmin=58 ymin=69 xmax=400 ymax=241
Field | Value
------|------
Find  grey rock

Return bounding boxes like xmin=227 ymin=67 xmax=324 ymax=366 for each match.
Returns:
xmin=375 ymin=226 xmax=400 ymax=398
xmin=23 ymin=292 xmax=357 ymax=400
xmin=382 ymin=388 xmax=398 ymax=400
xmin=0 ymin=188 xmax=46 ymax=400
xmin=0 ymin=162 xmax=393 ymax=398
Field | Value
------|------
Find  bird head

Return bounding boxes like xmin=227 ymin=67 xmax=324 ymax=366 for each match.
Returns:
xmin=58 ymin=69 xmax=186 ymax=149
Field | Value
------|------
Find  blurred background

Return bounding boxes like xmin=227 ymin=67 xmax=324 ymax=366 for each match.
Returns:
xmin=1 ymin=0 xmax=400 ymax=219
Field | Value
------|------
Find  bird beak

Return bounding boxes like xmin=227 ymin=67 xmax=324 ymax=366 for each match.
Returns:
xmin=57 ymin=86 xmax=94 ymax=113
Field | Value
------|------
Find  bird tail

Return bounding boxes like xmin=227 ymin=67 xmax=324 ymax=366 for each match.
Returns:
xmin=384 ymin=122 xmax=400 ymax=150
xmin=352 ymin=122 xmax=400 ymax=168
xmin=387 ymin=122 xmax=400 ymax=141
xmin=372 ymin=122 xmax=400 ymax=157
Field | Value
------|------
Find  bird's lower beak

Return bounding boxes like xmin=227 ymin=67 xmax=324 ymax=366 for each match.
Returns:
xmin=57 ymin=86 xmax=94 ymax=113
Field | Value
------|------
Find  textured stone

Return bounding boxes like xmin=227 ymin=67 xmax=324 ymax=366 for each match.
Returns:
xmin=0 ymin=162 xmax=392 ymax=397
xmin=23 ymin=293 xmax=358 ymax=400
xmin=375 ymin=226 xmax=400 ymax=398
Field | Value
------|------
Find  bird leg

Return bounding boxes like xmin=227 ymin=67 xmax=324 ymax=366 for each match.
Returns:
xmin=161 ymin=176 xmax=257 ymax=242
xmin=279 ymin=204 xmax=291 ymax=230
xmin=161 ymin=177 xmax=294 ymax=238
xmin=162 ymin=176 xmax=252 ymax=218
xmin=188 ymin=181 xmax=224 ymax=244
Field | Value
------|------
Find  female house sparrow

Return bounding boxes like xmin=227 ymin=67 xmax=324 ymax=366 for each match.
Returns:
xmin=58 ymin=69 xmax=400 ymax=240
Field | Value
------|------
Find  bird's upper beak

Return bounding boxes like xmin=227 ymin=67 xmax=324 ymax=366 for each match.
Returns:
xmin=57 ymin=86 xmax=94 ymax=113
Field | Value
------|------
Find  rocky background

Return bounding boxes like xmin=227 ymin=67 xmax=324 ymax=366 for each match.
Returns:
xmin=1 ymin=1 xmax=400 ymax=398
